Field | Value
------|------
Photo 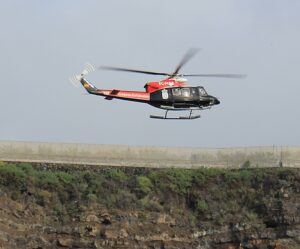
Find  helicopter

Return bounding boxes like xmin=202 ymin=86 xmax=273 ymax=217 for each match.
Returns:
xmin=70 ymin=50 xmax=245 ymax=120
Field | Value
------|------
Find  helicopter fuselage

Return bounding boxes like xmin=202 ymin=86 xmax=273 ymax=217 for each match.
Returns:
xmin=145 ymin=78 xmax=220 ymax=110
xmin=149 ymin=86 xmax=220 ymax=110
xmin=80 ymin=77 xmax=220 ymax=111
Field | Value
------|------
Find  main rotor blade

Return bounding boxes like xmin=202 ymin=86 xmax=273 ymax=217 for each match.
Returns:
xmin=182 ymin=73 xmax=246 ymax=78
xmin=172 ymin=48 xmax=200 ymax=76
xmin=99 ymin=66 xmax=171 ymax=76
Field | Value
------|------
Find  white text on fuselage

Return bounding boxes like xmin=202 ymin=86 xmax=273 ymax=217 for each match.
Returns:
xmin=101 ymin=91 xmax=149 ymax=100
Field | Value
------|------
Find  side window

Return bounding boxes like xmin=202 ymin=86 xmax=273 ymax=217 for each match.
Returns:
xmin=172 ymin=88 xmax=181 ymax=96
xmin=198 ymin=87 xmax=207 ymax=96
xmin=182 ymin=88 xmax=190 ymax=97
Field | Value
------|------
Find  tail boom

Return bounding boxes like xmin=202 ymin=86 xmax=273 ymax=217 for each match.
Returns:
xmin=80 ymin=76 xmax=150 ymax=103
xmin=71 ymin=63 xmax=150 ymax=103
xmin=98 ymin=89 xmax=150 ymax=102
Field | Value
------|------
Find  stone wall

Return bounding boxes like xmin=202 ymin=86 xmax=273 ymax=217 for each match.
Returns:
xmin=0 ymin=141 xmax=299 ymax=168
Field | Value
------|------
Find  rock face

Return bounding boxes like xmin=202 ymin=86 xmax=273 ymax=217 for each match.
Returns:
xmin=0 ymin=163 xmax=299 ymax=249
xmin=1 ymin=200 xmax=299 ymax=249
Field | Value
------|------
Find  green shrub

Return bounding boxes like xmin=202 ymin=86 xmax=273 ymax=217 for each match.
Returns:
xmin=66 ymin=203 xmax=82 ymax=217
xmin=52 ymin=205 xmax=63 ymax=217
xmin=18 ymin=162 xmax=34 ymax=175
xmin=81 ymin=172 xmax=104 ymax=194
xmin=139 ymin=197 xmax=163 ymax=212
xmin=86 ymin=193 xmax=98 ymax=203
xmin=210 ymin=186 xmax=226 ymax=200
xmin=104 ymin=169 xmax=128 ymax=182
xmin=136 ymin=176 xmax=153 ymax=195
xmin=196 ymin=199 xmax=208 ymax=213
xmin=166 ymin=168 xmax=193 ymax=195
xmin=214 ymin=215 xmax=224 ymax=225
xmin=193 ymin=168 xmax=224 ymax=186
xmin=147 ymin=171 xmax=160 ymax=186
xmin=226 ymin=200 xmax=240 ymax=213
xmin=36 ymin=171 xmax=60 ymax=189
xmin=246 ymin=211 xmax=258 ymax=222
xmin=0 ymin=163 xmax=26 ymax=179
xmin=0 ymin=163 xmax=26 ymax=190
xmin=104 ymin=189 xmax=136 ymax=210
xmin=188 ymin=213 xmax=197 ymax=227
xmin=56 ymin=172 xmax=73 ymax=184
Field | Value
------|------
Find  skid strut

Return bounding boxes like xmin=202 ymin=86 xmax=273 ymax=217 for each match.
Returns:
xmin=150 ymin=110 xmax=200 ymax=120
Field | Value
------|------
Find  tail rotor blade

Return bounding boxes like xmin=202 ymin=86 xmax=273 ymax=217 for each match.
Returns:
xmin=69 ymin=75 xmax=82 ymax=87
xmin=82 ymin=63 xmax=95 ymax=76
xmin=69 ymin=62 xmax=95 ymax=87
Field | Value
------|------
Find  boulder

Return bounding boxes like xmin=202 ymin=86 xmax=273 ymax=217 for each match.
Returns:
xmin=85 ymin=214 xmax=100 ymax=223
xmin=100 ymin=212 xmax=111 ymax=225
xmin=85 ymin=225 xmax=98 ymax=237
xmin=57 ymin=237 xmax=73 ymax=247
xmin=102 ymin=229 xmax=118 ymax=240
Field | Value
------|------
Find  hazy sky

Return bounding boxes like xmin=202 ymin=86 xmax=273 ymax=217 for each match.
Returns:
xmin=0 ymin=1 xmax=300 ymax=147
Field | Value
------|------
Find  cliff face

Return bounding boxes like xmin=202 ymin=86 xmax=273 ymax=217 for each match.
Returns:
xmin=0 ymin=162 xmax=299 ymax=249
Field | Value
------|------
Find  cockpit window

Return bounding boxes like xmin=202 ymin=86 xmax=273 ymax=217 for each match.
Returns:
xmin=172 ymin=88 xmax=182 ymax=96
xmin=181 ymin=88 xmax=190 ymax=97
xmin=172 ymin=88 xmax=191 ymax=97
xmin=198 ymin=87 xmax=207 ymax=96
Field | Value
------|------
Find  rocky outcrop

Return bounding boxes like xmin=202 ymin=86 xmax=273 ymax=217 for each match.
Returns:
xmin=0 ymin=194 xmax=299 ymax=249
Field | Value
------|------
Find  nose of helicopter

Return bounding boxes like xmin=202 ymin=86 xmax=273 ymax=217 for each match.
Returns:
xmin=208 ymin=96 xmax=220 ymax=105
xmin=213 ymin=97 xmax=220 ymax=105
xmin=200 ymin=95 xmax=220 ymax=106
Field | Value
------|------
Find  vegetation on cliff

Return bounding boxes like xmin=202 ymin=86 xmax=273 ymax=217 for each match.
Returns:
xmin=0 ymin=162 xmax=298 ymax=225
xmin=0 ymin=161 xmax=299 ymax=248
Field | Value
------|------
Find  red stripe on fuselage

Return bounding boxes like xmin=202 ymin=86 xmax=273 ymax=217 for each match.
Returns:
xmin=98 ymin=90 xmax=150 ymax=102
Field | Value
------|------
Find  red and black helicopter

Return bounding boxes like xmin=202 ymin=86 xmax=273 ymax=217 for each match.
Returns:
xmin=71 ymin=50 xmax=245 ymax=119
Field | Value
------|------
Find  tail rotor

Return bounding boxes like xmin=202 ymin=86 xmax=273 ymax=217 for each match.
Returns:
xmin=69 ymin=63 xmax=95 ymax=87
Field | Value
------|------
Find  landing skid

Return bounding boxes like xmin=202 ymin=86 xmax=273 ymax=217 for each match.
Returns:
xmin=150 ymin=110 xmax=200 ymax=120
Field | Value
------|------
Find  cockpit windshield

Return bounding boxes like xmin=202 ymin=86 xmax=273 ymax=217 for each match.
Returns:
xmin=198 ymin=87 xmax=207 ymax=96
